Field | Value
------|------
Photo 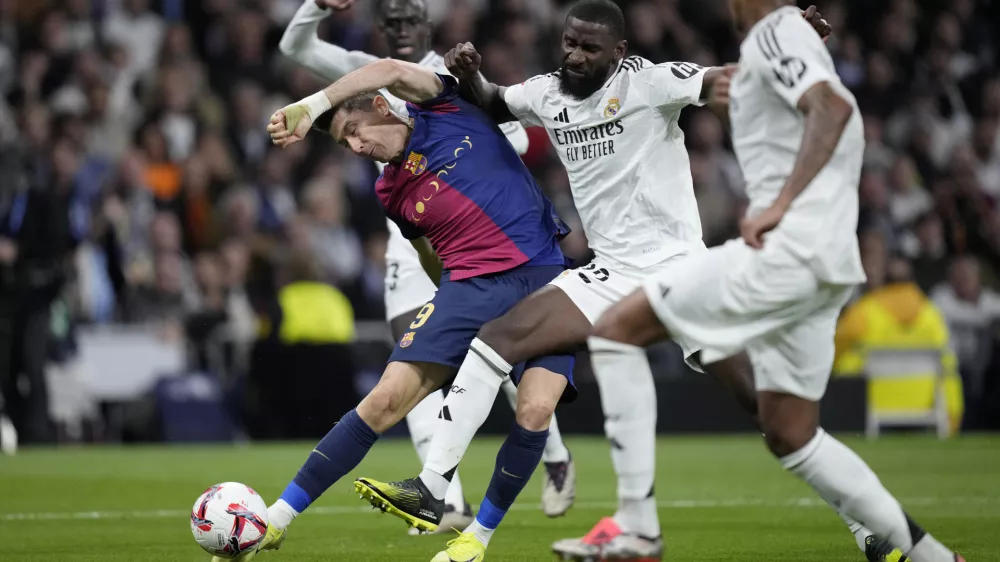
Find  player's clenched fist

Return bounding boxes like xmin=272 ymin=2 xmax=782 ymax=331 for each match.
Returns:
xmin=444 ymin=42 xmax=481 ymax=81
xmin=708 ymin=64 xmax=737 ymax=108
xmin=267 ymin=105 xmax=313 ymax=148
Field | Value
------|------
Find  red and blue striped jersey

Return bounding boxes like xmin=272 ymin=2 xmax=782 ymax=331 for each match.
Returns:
xmin=376 ymin=75 xmax=569 ymax=281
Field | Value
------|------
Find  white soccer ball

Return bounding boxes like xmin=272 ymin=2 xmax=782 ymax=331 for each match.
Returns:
xmin=190 ymin=482 xmax=269 ymax=558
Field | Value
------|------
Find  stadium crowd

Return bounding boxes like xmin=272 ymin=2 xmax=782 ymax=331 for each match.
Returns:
xmin=1 ymin=0 xmax=999 ymax=444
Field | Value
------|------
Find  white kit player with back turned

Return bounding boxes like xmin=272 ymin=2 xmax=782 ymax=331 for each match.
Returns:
xmin=608 ymin=2 xmax=964 ymax=562
xmin=363 ymin=3 xmax=901 ymax=561
xmin=360 ymin=2 xmax=793 ymax=559
xmin=277 ymin=0 xmax=575 ymax=533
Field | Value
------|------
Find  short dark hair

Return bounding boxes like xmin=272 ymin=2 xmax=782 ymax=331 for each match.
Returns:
xmin=566 ymin=0 xmax=625 ymax=40
xmin=313 ymin=92 xmax=379 ymax=134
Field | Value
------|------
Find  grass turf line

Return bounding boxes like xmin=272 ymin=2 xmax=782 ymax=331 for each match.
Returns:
xmin=1 ymin=435 xmax=997 ymax=561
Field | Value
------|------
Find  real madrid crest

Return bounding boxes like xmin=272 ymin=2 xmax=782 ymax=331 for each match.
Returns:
xmin=603 ymin=97 xmax=621 ymax=118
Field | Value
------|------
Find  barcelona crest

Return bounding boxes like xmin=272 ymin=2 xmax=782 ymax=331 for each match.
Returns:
xmin=404 ymin=152 xmax=427 ymax=175
xmin=400 ymin=331 xmax=415 ymax=348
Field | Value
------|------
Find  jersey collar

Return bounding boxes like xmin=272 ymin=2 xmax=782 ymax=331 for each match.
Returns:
xmin=601 ymin=57 xmax=626 ymax=90
xmin=418 ymin=50 xmax=439 ymax=67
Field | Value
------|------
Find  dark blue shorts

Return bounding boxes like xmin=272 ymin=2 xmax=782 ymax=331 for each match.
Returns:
xmin=389 ymin=264 xmax=576 ymax=399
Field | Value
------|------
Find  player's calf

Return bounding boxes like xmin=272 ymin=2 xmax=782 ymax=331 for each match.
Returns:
xmin=756 ymin=391 xmax=961 ymax=562
xmin=264 ymin=361 xmax=450 ymax=533
xmin=447 ymin=366 xmax=571 ymax=554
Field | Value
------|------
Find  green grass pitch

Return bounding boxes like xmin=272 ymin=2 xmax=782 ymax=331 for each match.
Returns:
xmin=1 ymin=435 xmax=997 ymax=561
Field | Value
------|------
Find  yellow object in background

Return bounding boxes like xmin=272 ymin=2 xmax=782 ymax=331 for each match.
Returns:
xmin=834 ymin=283 xmax=964 ymax=435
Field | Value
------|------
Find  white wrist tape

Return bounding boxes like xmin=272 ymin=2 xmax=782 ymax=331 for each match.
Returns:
xmin=302 ymin=91 xmax=333 ymax=118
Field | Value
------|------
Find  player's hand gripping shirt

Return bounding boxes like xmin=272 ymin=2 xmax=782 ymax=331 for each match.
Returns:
xmin=376 ymin=75 xmax=569 ymax=281
xmin=731 ymin=6 xmax=865 ymax=284
xmin=504 ymin=57 xmax=709 ymax=269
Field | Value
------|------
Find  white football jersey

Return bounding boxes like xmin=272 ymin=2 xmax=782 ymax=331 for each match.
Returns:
xmin=731 ymin=6 xmax=865 ymax=284
xmin=504 ymin=57 xmax=708 ymax=269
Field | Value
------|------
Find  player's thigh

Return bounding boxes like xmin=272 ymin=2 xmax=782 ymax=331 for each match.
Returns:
xmin=477 ymin=284 xmax=593 ymax=364
xmin=480 ymin=259 xmax=633 ymax=363
xmin=390 ymin=305 xmax=426 ymax=344
xmin=358 ymin=360 xmax=455 ymax=433
xmin=645 ymin=240 xmax=820 ymax=365
xmin=388 ymin=277 xmax=499 ymax=369
xmin=515 ymin=366 xmax=569 ymax=431
xmin=591 ymin=289 xmax=669 ymax=348
xmin=749 ymin=283 xmax=854 ymax=403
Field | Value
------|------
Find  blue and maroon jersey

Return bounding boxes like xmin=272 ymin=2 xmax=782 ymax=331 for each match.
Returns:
xmin=375 ymin=74 xmax=569 ymax=281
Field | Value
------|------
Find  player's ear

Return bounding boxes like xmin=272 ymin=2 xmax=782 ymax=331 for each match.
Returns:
xmin=372 ymin=95 xmax=391 ymax=117
xmin=615 ymin=40 xmax=628 ymax=61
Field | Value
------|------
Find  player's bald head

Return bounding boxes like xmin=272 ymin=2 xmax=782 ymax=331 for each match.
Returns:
xmin=559 ymin=0 xmax=627 ymax=100
xmin=377 ymin=0 xmax=428 ymax=20
xmin=376 ymin=0 xmax=432 ymax=63
xmin=566 ymin=0 xmax=625 ymax=41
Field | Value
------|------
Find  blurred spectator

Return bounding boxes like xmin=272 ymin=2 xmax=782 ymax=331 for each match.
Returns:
xmin=903 ymin=212 xmax=950 ymax=293
xmin=102 ymin=0 xmax=165 ymax=78
xmin=932 ymin=256 xmax=1000 ymax=429
xmin=0 ymin=137 xmax=84 ymax=445
xmin=834 ymin=241 xmax=963 ymax=434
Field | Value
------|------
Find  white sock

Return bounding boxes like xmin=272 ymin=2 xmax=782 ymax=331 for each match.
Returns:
xmin=502 ymin=378 xmax=570 ymax=463
xmin=421 ymin=338 xmax=509 ymax=499
xmin=444 ymin=472 xmax=466 ymax=511
xmin=407 ymin=391 xmax=466 ymax=509
xmin=907 ymin=535 xmax=958 ymax=562
xmin=466 ymin=519 xmax=495 ymax=547
xmin=267 ymin=499 xmax=299 ymax=530
xmin=543 ymin=410 xmax=571 ymax=463
xmin=782 ymin=429 xmax=956 ymax=561
xmin=406 ymin=390 xmax=442 ymax=463
xmin=839 ymin=513 xmax=874 ymax=553
xmin=589 ymin=336 xmax=660 ymax=538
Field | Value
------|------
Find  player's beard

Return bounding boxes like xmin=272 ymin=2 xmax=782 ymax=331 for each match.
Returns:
xmin=557 ymin=66 xmax=609 ymax=101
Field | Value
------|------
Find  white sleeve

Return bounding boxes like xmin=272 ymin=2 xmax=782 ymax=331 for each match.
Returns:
xmin=498 ymin=121 xmax=530 ymax=155
xmin=502 ymin=75 xmax=549 ymax=128
xmin=751 ymin=12 xmax=837 ymax=109
xmin=278 ymin=0 xmax=380 ymax=82
xmin=632 ymin=61 xmax=709 ymax=110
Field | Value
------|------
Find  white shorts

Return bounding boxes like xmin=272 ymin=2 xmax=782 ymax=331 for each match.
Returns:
xmin=548 ymin=254 xmax=701 ymax=362
xmin=384 ymin=220 xmax=437 ymax=322
xmin=643 ymin=238 xmax=855 ymax=401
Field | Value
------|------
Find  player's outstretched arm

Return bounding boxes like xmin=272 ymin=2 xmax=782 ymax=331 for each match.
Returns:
xmin=444 ymin=43 xmax=517 ymax=124
xmin=279 ymin=0 xmax=375 ymax=82
xmin=741 ymin=82 xmax=853 ymax=248
xmin=268 ymin=59 xmax=445 ymax=147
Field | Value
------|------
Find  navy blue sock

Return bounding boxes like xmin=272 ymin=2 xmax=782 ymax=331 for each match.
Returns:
xmin=278 ymin=409 xmax=379 ymax=513
xmin=476 ymin=422 xmax=549 ymax=529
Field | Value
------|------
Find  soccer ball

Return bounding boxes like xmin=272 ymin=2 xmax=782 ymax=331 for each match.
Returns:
xmin=190 ymin=482 xmax=269 ymax=558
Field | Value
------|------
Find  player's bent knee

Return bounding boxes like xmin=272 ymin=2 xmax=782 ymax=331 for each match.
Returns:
xmin=761 ymin=418 xmax=820 ymax=458
xmin=356 ymin=384 xmax=403 ymax=434
xmin=357 ymin=363 xmax=429 ymax=433
xmin=515 ymin=397 xmax=556 ymax=432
